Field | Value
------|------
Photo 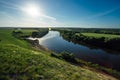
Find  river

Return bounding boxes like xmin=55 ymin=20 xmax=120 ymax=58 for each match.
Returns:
xmin=38 ymin=31 xmax=120 ymax=71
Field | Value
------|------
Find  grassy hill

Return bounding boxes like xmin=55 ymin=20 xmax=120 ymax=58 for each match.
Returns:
xmin=0 ymin=29 xmax=118 ymax=80
xmin=0 ymin=30 xmax=31 ymax=49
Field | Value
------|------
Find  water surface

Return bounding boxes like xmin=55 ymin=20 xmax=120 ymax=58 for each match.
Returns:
xmin=38 ymin=31 xmax=120 ymax=71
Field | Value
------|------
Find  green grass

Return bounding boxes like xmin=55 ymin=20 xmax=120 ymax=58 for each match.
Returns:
xmin=82 ymin=33 xmax=120 ymax=39
xmin=0 ymin=44 xmax=117 ymax=80
xmin=0 ymin=29 xmax=31 ymax=49
xmin=0 ymin=29 xmax=117 ymax=80
xmin=13 ymin=29 xmax=38 ymax=37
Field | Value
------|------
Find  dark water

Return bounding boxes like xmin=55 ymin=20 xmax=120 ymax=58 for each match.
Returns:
xmin=38 ymin=31 xmax=120 ymax=71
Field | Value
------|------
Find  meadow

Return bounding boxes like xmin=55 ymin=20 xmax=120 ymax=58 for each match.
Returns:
xmin=0 ymin=28 xmax=119 ymax=80
xmin=82 ymin=33 xmax=120 ymax=39
xmin=0 ymin=29 xmax=31 ymax=49
xmin=59 ymin=29 xmax=120 ymax=52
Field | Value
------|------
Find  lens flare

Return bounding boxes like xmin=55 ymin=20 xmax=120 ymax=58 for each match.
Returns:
xmin=23 ymin=4 xmax=43 ymax=17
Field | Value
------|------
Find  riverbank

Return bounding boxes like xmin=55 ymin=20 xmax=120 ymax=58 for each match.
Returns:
xmin=51 ymin=52 xmax=120 ymax=79
xmin=0 ymin=28 xmax=119 ymax=80
xmin=26 ymin=39 xmax=49 ymax=51
xmin=28 ymin=30 xmax=120 ymax=79
xmin=12 ymin=28 xmax=50 ymax=51
xmin=59 ymin=30 xmax=120 ymax=52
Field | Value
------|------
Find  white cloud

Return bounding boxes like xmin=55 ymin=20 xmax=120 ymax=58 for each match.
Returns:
xmin=0 ymin=0 xmax=58 ymax=27
xmin=41 ymin=15 xmax=56 ymax=20
xmin=0 ymin=10 xmax=61 ymax=27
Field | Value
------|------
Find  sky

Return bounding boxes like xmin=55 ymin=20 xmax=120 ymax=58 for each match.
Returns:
xmin=0 ymin=0 xmax=120 ymax=28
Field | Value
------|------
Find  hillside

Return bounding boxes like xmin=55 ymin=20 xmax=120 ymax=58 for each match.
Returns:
xmin=0 ymin=29 xmax=118 ymax=80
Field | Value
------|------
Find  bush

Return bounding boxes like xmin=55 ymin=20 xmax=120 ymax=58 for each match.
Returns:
xmin=51 ymin=52 xmax=120 ymax=79
xmin=51 ymin=53 xmax=61 ymax=59
xmin=60 ymin=52 xmax=76 ymax=62
xmin=32 ymin=32 xmax=38 ymax=38
xmin=51 ymin=52 xmax=78 ymax=64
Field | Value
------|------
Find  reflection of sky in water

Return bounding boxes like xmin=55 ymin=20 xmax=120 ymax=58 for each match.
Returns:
xmin=38 ymin=31 xmax=120 ymax=71
xmin=39 ymin=31 xmax=59 ymax=44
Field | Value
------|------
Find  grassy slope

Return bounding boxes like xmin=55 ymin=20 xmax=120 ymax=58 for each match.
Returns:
xmin=82 ymin=33 xmax=120 ymax=39
xmin=0 ymin=29 xmax=117 ymax=80
xmin=14 ymin=29 xmax=38 ymax=36
xmin=0 ymin=30 xmax=31 ymax=49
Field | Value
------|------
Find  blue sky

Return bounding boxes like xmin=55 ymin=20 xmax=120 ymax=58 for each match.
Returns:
xmin=0 ymin=0 xmax=120 ymax=28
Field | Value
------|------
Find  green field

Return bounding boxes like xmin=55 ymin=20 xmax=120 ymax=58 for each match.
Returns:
xmin=0 ymin=29 xmax=117 ymax=80
xmin=0 ymin=30 xmax=31 ymax=49
xmin=82 ymin=33 xmax=120 ymax=39
xmin=15 ymin=29 xmax=38 ymax=36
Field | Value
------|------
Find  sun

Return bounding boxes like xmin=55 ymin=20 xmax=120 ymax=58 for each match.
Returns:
xmin=23 ymin=4 xmax=43 ymax=17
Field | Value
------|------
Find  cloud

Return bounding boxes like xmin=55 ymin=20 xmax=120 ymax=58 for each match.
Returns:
xmin=0 ymin=0 xmax=61 ymax=27
xmin=40 ymin=14 xmax=56 ymax=20
xmin=0 ymin=0 xmax=56 ymax=21
xmin=0 ymin=9 xmax=59 ymax=27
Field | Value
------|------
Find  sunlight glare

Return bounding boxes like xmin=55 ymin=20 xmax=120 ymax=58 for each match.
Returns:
xmin=23 ymin=4 xmax=43 ymax=17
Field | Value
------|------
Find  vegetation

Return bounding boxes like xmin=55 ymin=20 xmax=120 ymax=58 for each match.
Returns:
xmin=0 ymin=29 xmax=31 ymax=49
xmin=31 ymin=30 xmax=48 ymax=38
xmin=52 ymin=28 xmax=120 ymax=35
xmin=1 ymin=44 xmax=118 ymax=80
xmin=0 ymin=28 xmax=119 ymax=80
xmin=59 ymin=30 xmax=120 ymax=52
xmin=12 ymin=28 xmax=48 ymax=39
xmin=82 ymin=33 xmax=120 ymax=39
xmin=51 ymin=52 xmax=120 ymax=79
xmin=51 ymin=52 xmax=78 ymax=64
xmin=12 ymin=29 xmax=37 ymax=38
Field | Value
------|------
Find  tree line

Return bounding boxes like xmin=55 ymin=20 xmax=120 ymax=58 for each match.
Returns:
xmin=59 ymin=30 xmax=120 ymax=52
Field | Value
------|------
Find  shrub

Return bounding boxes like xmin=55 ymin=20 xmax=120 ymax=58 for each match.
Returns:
xmin=51 ymin=52 xmax=120 ymax=79
xmin=60 ymin=52 xmax=75 ymax=62
xmin=32 ymin=32 xmax=38 ymax=38
xmin=51 ymin=52 xmax=78 ymax=64
xmin=51 ymin=53 xmax=62 ymax=59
